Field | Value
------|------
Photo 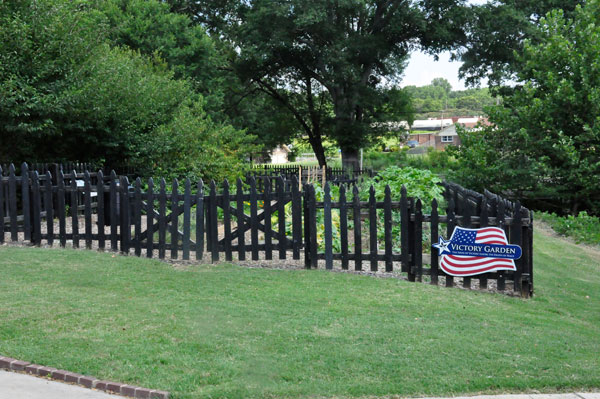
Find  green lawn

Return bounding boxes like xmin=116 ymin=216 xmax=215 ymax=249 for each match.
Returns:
xmin=0 ymin=230 xmax=599 ymax=399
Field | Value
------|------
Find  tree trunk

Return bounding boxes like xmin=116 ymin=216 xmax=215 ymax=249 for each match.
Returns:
xmin=308 ymin=136 xmax=328 ymax=167
xmin=341 ymin=148 xmax=360 ymax=172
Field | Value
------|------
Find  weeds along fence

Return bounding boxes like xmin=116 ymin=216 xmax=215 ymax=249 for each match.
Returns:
xmin=0 ymin=163 xmax=533 ymax=297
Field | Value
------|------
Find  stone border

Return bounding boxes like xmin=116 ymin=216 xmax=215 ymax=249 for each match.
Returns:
xmin=0 ymin=356 xmax=169 ymax=399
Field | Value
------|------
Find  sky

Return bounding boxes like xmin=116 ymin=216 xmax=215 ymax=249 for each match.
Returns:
xmin=401 ymin=51 xmax=474 ymax=90
xmin=402 ymin=0 xmax=489 ymax=90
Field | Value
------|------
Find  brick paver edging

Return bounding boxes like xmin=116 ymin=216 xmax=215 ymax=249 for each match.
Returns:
xmin=0 ymin=355 xmax=169 ymax=399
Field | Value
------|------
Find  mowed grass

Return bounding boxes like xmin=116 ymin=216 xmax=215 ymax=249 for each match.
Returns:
xmin=0 ymin=230 xmax=599 ymax=399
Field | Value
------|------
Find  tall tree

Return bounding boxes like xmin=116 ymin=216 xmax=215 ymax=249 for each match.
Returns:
xmin=458 ymin=0 xmax=582 ymax=87
xmin=450 ymin=1 xmax=600 ymax=215
xmin=173 ymin=0 xmax=467 ymax=169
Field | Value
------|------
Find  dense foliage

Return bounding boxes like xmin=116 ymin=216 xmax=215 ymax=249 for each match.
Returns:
xmin=450 ymin=1 xmax=600 ymax=215
xmin=175 ymin=0 xmax=468 ymax=169
xmin=0 ymin=0 xmax=252 ymax=182
xmin=538 ymin=212 xmax=600 ymax=246
xmin=405 ymin=78 xmax=495 ymax=118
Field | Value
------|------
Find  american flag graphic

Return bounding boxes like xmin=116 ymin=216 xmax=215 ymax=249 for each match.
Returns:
xmin=440 ymin=227 xmax=517 ymax=277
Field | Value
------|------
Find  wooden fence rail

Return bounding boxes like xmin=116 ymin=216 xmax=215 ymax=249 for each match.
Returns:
xmin=0 ymin=163 xmax=534 ymax=297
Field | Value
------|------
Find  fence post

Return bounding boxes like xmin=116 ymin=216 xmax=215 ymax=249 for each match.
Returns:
xmin=120 ymin=176 xmax=131 ymax=254
xmin=407 ymin=198 xmax=416 ymax=282
xmin=235 ymin=178 xmax=244 ymax=261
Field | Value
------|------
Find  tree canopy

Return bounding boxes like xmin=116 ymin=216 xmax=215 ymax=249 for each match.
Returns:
xmin=0 ymin=0 xmax=253 ymax=181
xmin=450 ymin=1 xmax=600 ymax=215
xmin=173 ymin=0 xmax=468 ymax=169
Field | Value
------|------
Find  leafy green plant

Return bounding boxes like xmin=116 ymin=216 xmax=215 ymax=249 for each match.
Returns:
xmin=538 ymin=211 xmax=600 ymax=246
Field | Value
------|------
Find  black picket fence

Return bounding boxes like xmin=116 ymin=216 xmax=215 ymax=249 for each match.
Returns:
xmin=250 ymin=164 xmax=373 ymax=187
xmin=0 ymin=163 xmax=533 ymax=297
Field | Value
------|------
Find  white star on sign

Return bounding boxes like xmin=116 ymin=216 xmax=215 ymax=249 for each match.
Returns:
xmin=432 ymin=236 xmax=452 ymax=256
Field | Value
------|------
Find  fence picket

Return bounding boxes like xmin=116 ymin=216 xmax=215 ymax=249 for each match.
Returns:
xmin=209 ymin=180 xmax=219 ymax=263
xmin=497 ymin=200 xmax=506 ymax=291
xmin=58 ymin=170 xmax=66 ymax=247
xmin=182 ymin=178 xmax=191 ymax=261
xmin=45 ymin=171 xmax=56 ymax=245
xmin=31 ymin=172 xmax=41 ymax=245
xmin=353 ymin=184 xmax=362 ymax=271
xmin=84 ymin=171 xmax=92 ymax=249
xmin=479 ymin=197 xmax=489 ymax=290
xmin=303 ymin=184 xmax=310 ymax=268
xmin=430 ymin=199 xmax=439 ymax=285
xmin=263 ymin=177 xmax=272 ymax=260
xmin=383 ymin=185 xmax=392 ymax=272
xmin=511 ymin=201 xmax=523 ymax=294
xmin=158 ymin=178 xmax=167 ymax=259
xmin=171 ymin=179 xmax=179 ymax=259
xmin=445 ymin=197 xmax=456 ymax=287
xmin=309 ymin=185 xmax=318 ymax=269
xmin=415 ymin=199 xmax=423 ymax=281
xmin=291 ymin=175 xmax=302 ymax=260
xmin=21 ymin=163 xmax=31 ymax=241
xmin=324 ymin=182 xmax=333 ymax=270
xmin=8 ymin=164 xmax=17 ymax=241
xmin=223 ymin=179 xmax=233 ymax=261
xmin=134 ymin=178 xmax=142 ymax=257
xmin=462 ymin=197 xmax=472 ymax=289
xmin=97 ymin=170 xmax=105 ymax=250
xmin=110 ymin=171 xmax=118 ymax=251
xmin=369 ymin=185 xmax=378 ymax=272
xmin=249 ymin=177 xmax=259 ymax=261
xmin=339 ymin=184 xmax=348 ymax=270
xmin=196 ymin=179 xmax=204 ymax=261
xmin=146 ymin=178 xmax=154 ymax=258
xmin=400 ymin=185 xmax=408 ymax=273
xmin=277 ymin=177 xmax=286 ymax=259
xmin=0 ymin=166 xmax=4 ymax=243
xmin=236 ymin=178 xmax=245 ymax=261
xmin=70 ymin=171 xmax=79 ymax=248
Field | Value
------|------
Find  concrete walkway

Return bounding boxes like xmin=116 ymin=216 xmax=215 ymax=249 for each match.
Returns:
xmin=0 ymin=369 xmax=598 ymax=399
xmin=421 ymin=394 xmax=600 ymax=399
xmin=0 ymin=370 xmax=121 ymax=399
